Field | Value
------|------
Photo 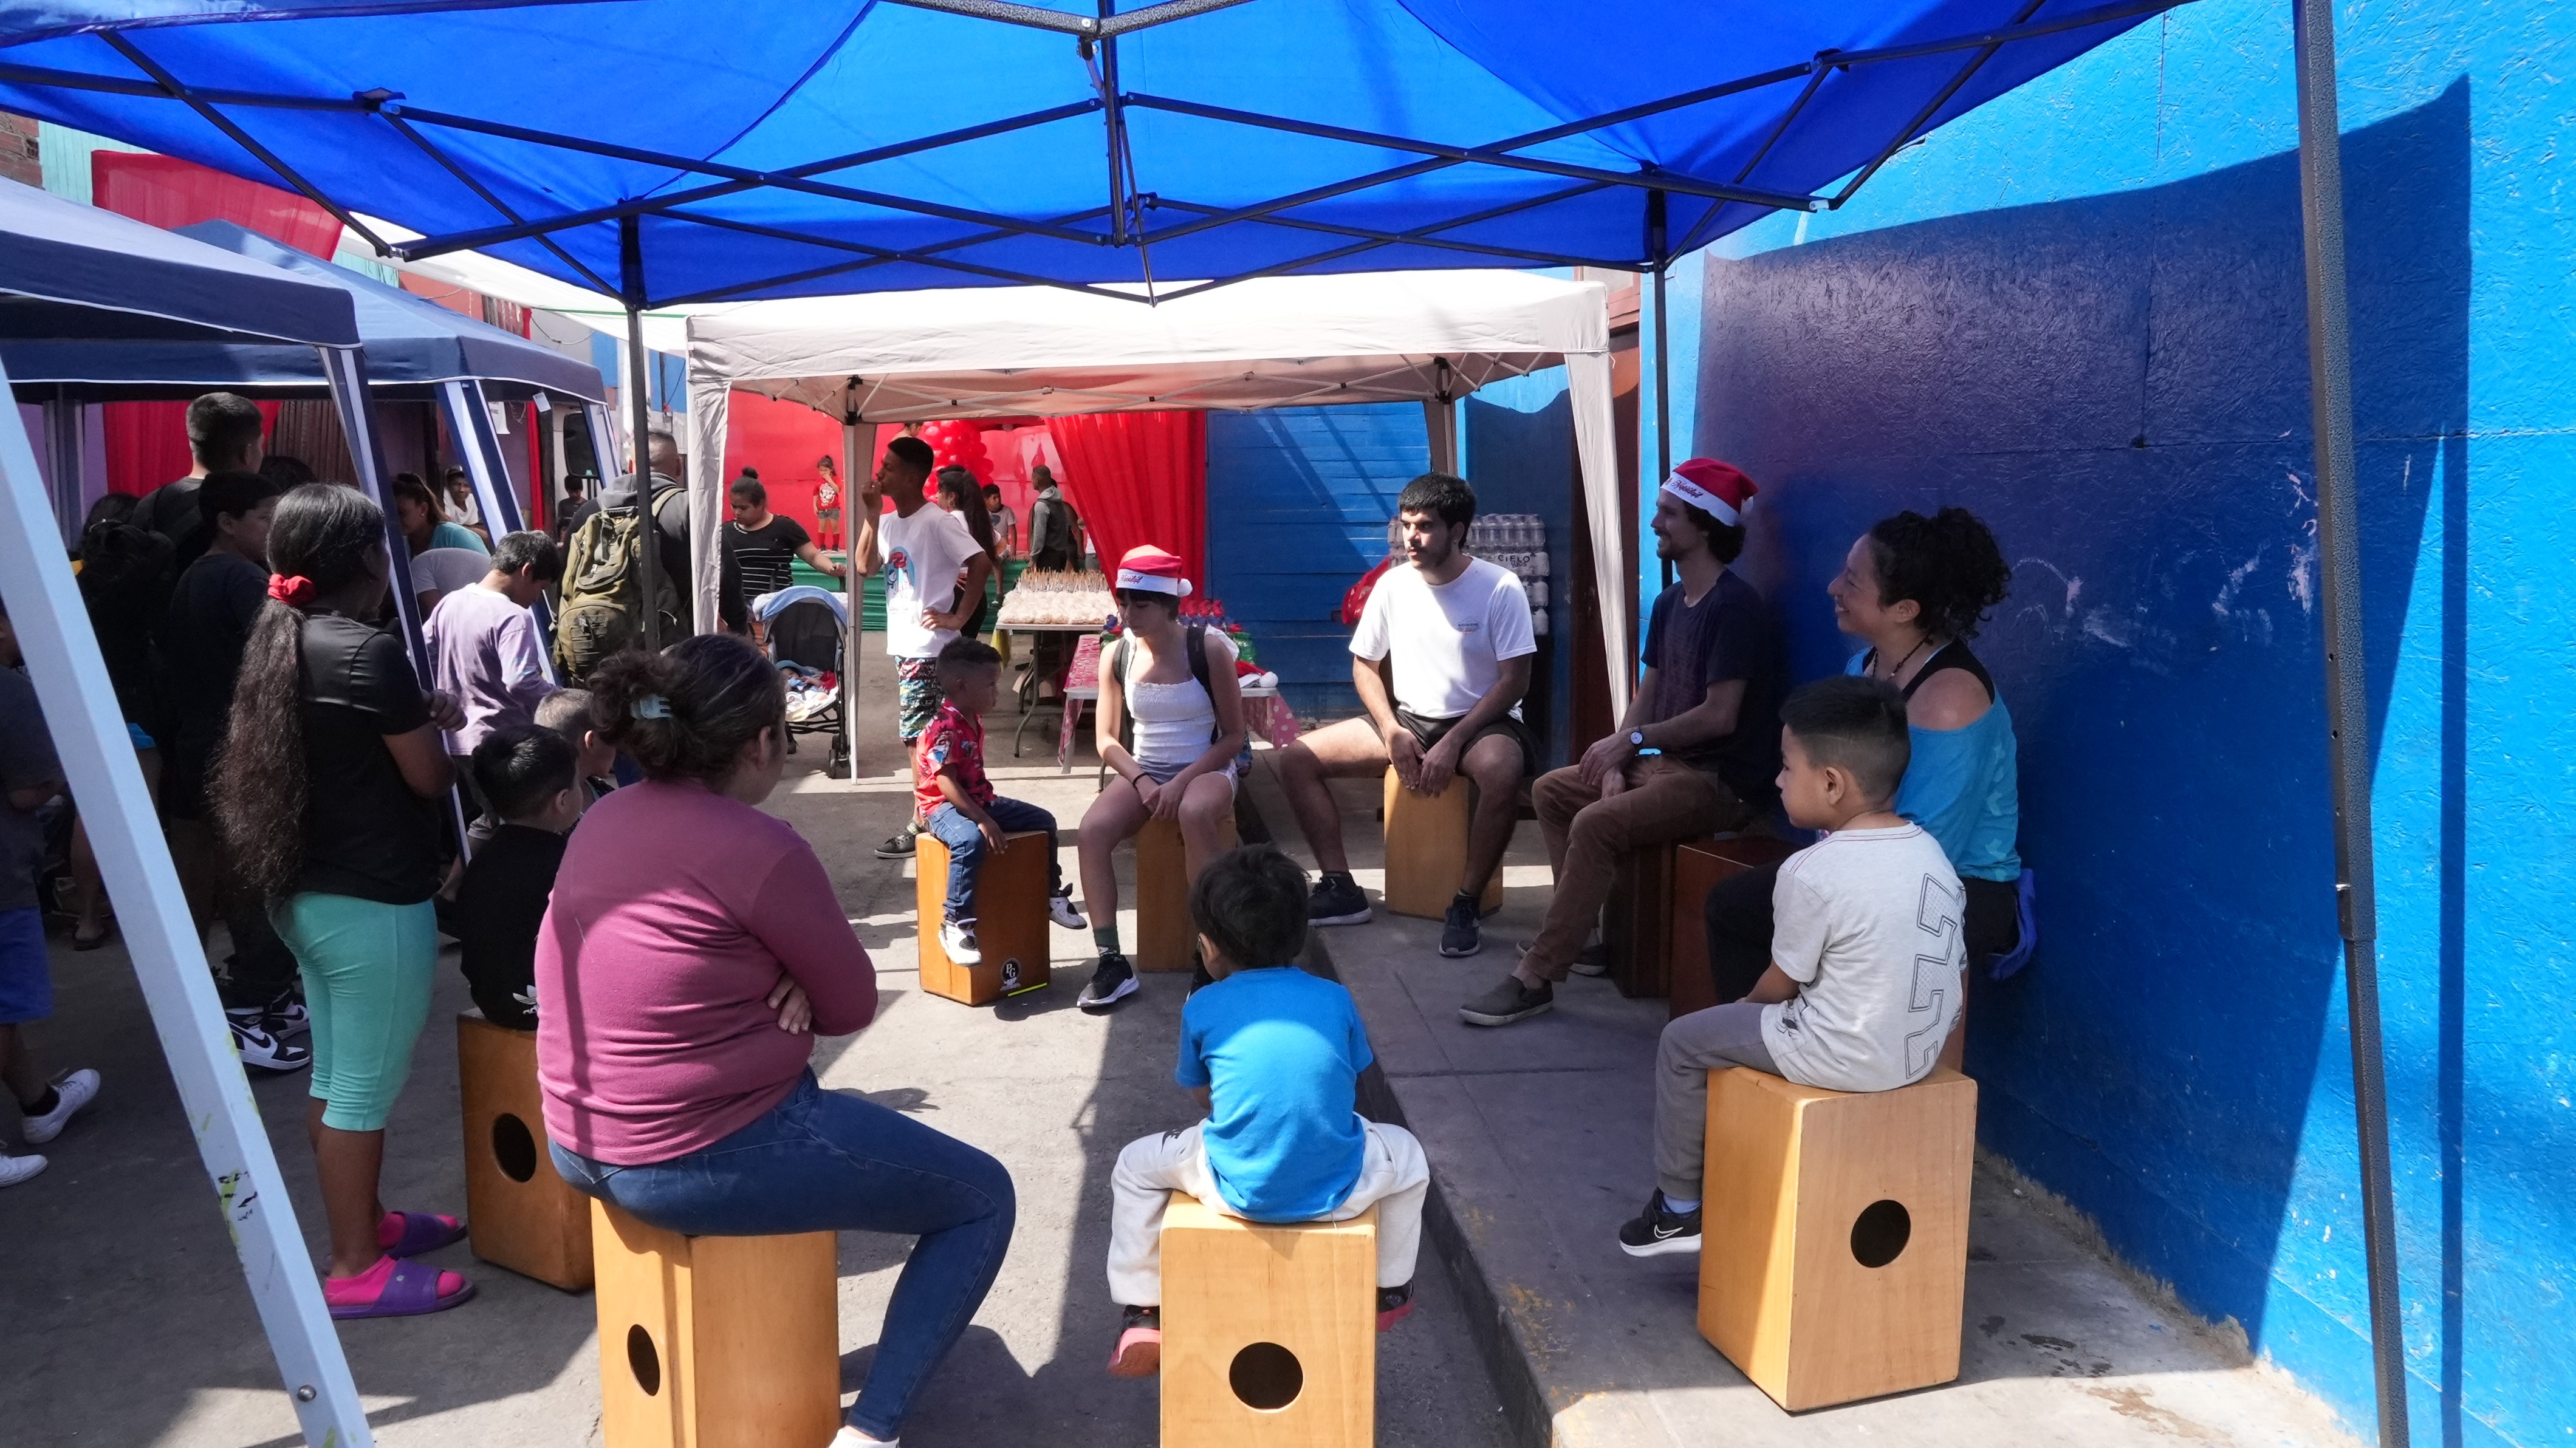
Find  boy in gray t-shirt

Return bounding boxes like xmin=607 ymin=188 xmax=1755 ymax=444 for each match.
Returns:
xmin=1617 ymin=675 xmax=1965 ymax=1257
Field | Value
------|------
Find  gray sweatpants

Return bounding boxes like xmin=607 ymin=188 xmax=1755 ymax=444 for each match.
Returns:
xmin=1654 ymin=1001 xmax=1781 ymax=1201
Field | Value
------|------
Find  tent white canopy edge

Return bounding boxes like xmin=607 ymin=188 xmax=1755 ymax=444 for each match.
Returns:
xmin=681 ymin=270 xmax=1629 ymax=769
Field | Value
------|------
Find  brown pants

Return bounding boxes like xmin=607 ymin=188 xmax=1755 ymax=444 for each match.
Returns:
xmin=1525 ymin=757 xmax=1745 ymax=981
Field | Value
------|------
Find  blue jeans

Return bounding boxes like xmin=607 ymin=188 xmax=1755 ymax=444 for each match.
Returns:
xmin=924 ymin=796 xmax=1062 ymax=923
xmin=550 ymin=1072 xmax=1016 ymax=1440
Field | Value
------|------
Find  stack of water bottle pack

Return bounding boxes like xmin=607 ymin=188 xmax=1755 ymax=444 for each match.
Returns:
xmin=1467 ymin=512 xmax=1551 ymax=636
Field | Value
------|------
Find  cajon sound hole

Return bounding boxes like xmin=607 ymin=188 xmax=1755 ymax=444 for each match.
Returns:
xmin=625 ymin=1324 xmax=662 ymax=1396
xmin=1849 ymin=1198 xmax=1912 ymax=1268
xmin=490 ymin=1112 xmax=539 ymax=1183
xmin=1228 ymin=1340 xmax=1304 ymax=1411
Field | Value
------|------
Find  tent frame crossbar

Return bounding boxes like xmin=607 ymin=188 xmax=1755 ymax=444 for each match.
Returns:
xmin=0 ymin=0 xmax=2192 ymax=307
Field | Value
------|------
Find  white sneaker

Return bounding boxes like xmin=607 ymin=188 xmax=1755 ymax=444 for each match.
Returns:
xmin=832 ymin=1427 xmax=897 ymax=1447
xmin=0 ymin=1151 xmax=46 ymax=1187
xmin=939 ymin=920 xmax=982 ymax=966
xmin=1048 ymin=889 xmax=1088 ymax=931
xmin=22 ymin=1068 xmax=98 ymax=1146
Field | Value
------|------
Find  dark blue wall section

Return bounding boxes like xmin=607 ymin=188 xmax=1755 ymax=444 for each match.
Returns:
xmin=1205 ymin=405 xmax=1425 ymax=720
xmin=1697 ymin=75 xmax=2540 ymax=1446
xmin=1464 ymin=370 xmax=1577 ymax=766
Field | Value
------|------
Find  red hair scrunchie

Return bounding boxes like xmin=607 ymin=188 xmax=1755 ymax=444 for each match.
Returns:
xmin=267 ymin=574 xmax=317 ymax=607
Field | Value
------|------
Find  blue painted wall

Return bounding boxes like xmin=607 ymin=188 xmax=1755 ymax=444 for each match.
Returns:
xmin=1205 ymin=405 xmax=1426 ymax=719
xmin=1687 ymin=5 xmax=2576 ymax=1445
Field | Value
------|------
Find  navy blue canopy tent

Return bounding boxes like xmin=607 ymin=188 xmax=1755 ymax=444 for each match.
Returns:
xmin=0 ymin=175 xmax=383 ymax=1447
xmin=5 ymin=219 xmax=603 ymax=401
xmin=6 ymin=216 xmax=608 ymax=577
xmin=0 ymin=4 xmax=2419 ymax=1445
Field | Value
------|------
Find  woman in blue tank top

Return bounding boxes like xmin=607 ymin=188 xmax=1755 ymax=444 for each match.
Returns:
xmin=1699 ymin=508 xmax=2022 ymax=1061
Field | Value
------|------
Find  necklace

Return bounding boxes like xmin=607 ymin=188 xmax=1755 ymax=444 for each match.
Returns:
xmin=1877 ymin=635 xmax=1932 ymax=685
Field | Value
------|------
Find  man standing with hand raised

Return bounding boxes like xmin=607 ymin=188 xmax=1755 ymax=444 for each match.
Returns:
xmin=856 ymin=434 xmax=993 ymax=859
xmin=1459 ymin=458 xmax=1782 ymax=1028
xmin=1276 ymin=472 xmax=1537 ymax=958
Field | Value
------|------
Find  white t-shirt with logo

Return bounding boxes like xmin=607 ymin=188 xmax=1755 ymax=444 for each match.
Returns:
xmin=1348 ymin=556 xmax=1536 ymax=720
xmin=878 ymin=503 xmax=983 ymax=661
xmin=1761 ymin=824 xmax=1965 ymax=1093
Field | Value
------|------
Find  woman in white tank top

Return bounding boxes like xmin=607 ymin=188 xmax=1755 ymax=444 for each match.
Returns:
xmin=1070 ymin=546 xmax=1248 ymax=1013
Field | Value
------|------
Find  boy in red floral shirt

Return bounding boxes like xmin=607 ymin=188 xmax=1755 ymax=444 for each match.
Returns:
xmin=917 ymin=638 xmax=1086 ymax=965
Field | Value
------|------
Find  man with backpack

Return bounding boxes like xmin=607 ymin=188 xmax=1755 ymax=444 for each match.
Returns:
xmin=553 ymin=429 xmax=742 ymax=680
xmin=1026 ymin=465 xmax=1081 ymax=570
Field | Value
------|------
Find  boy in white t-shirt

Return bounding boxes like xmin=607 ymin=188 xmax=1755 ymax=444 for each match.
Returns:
xmin=1617 ymin=675 xmax=1965 ymax=1257
xmin=855 ymin=434 xmax=993 ymax=859
xmin=1276 ymin=473 xmax=1536 ymax=957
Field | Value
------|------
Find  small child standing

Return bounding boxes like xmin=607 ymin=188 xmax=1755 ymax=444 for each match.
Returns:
xmin=916 ymin=638 xmax=1083 ymax=966
xmin=1621 ymin=675 xmax=1965 ymax=1256
xmin=454 ymin=725 xmax=583 ymax=1030
xmin=1104 ymin=844 xmax=1431 ymax=1378
xmin=0 ymin=598 xmax=101 ymax=1186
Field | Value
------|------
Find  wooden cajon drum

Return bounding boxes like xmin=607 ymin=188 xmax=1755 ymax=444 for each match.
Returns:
xmin=1162 ymin=1193 xmax=1378 ymax=1448
xmin=456 ymin=1011 xmax=593 ymax=1290
xmin=591 ymin=1200 xmax=841 ymax=1448
xmin=1667 ymin=836 xmax=1798 ymax=1019
xmin=1378 ymin=770 xmax=1506 ymax=920
xmin=1602 ymin=840 xmax=1677 ymax=998
xmin=1135 ymin=811 xmax=1237 ymax=972
xmin=916 ymin=827 xmax=1051 ymax=1005
xmin=1697 ymin=1067 xmax=1978 ymax=1411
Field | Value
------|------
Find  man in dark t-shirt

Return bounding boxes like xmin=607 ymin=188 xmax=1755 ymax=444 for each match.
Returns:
xmin=1459 ymin=458 xmax=1783 ymax=1029
xmin=131 ymin=392 xmax=265 ymax=579
xmin=725 ymin=473 xmax=829 ymax=620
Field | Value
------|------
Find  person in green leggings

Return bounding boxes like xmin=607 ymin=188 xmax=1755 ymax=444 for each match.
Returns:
xmin=213 ymin=483 xmax=474 ymax=1320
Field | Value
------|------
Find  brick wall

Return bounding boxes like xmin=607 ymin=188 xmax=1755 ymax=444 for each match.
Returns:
xmin=0 ymin=112 xmax=41 ymax=188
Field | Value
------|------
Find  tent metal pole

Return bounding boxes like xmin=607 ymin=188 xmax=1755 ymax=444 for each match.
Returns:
xmin=1 ymin=351 xmax=378 ymax=1448
xmin=1648 ymin=190 xmax=1676 ymax=593
xmin=621 ymin=216 xmax=662 ymax=653
xmin=2289 ymin=2 xmax=2410 ymax=1443
xmin=842 ymin=411 xmax=865 ymax=779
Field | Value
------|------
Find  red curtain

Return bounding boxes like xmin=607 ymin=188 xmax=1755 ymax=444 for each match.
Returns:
xmin=92 ymin=152 xmax=343 ymax=258
xmin=92 ymin=153 xmax=340 ymax=494
xmin=1044 ymin=411 xmax=1207 ymax=586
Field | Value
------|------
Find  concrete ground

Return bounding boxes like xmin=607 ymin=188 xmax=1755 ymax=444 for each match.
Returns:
xmin=1239 ymin=760 xmax=2361 ymax=1448
xmin=0 ymin=658 xmax=1513 ymax=1447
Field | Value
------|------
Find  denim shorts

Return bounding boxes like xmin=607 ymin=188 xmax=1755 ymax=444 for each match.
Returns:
xmin=0 ymin=907 xmax=50 ymax=1025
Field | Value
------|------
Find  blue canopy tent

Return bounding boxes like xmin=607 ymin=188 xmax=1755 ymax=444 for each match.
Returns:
xmin=0 ymin=176 xmax=384 ymax=1448
xmin=7 ymin=217 xmax=610 ymax=657
xmin=0 ymin=4 xmax=2415 ymax=1446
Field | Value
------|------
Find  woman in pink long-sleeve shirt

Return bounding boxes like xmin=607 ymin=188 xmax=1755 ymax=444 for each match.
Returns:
xmin=537 ymin=634 xmax=1015 ymax=1448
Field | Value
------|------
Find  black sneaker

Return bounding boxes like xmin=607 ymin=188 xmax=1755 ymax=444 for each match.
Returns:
xmin=1308 ymin=873 xmax=1371 ymax=926
xmin=1078 ymin=951 xmax=1138 ymax=1013
xmin=1438 ymin=898 xmax=1482 ymax=957
xmin=1567 ymin=939 xmax=1611 ymax=977
xmin=873 ymin=822 xmax=919 ymax=859
xmin=1187 ymin=952 xmax=1214 ymax=998
xmin=1458 ymin=974 xmax=1553 ymax=1027
xmin=227 ymin=1009 xmax=312 ymax=1072
xmin=1617 ymin=1190 xmax=1704 ymax=1257
xmin=1376 ymin=1283 xmax=1416 ymax=1331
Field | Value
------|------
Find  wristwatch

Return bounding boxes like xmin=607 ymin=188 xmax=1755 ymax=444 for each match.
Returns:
xmin=1627 ymin=729 xmax=1647 ymax=749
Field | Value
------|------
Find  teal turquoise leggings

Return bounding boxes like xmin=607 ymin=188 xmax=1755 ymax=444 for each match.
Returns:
xmin=272 ymin=893 xmax=438 ymax=1132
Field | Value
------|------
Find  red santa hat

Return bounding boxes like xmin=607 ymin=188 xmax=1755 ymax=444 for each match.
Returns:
xmin=1660 ymin=457 xmax=1758 ymax=526
xmin=1114 ymin=544 xmax=1193 ymax=598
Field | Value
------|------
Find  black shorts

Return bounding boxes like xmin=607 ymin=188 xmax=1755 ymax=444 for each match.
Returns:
xmin=1392 ymin=706 xmax=1540 ymax=782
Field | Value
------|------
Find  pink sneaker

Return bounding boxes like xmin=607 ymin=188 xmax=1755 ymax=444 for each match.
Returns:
xmin=1107 ymin=1305 xmax=1162 ymax=1378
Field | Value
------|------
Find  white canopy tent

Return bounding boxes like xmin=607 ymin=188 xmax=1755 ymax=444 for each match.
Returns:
xmin=680 ymin=269 xmax=1627 ymax=768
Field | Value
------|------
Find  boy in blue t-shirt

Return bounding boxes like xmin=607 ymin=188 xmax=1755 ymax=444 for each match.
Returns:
xmin=1103 ymin=844 xmax=1430 ymax=1378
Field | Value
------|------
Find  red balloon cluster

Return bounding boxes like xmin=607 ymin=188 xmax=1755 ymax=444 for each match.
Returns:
xmin=917 ymin=418 xmax=993 ymax=486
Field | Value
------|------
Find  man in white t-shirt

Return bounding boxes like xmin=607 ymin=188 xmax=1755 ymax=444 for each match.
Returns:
xmin=1278 ymin=472 xmax=1536 ymax=957
xmin=855 ymin=433 xmax=992 ymax=858
xmin=1615 ymin=675 xmax=1964 ymax=1260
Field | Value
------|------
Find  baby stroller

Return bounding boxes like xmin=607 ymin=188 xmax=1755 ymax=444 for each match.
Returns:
xmin=752 ymin=585 xmax=849 ymax=776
